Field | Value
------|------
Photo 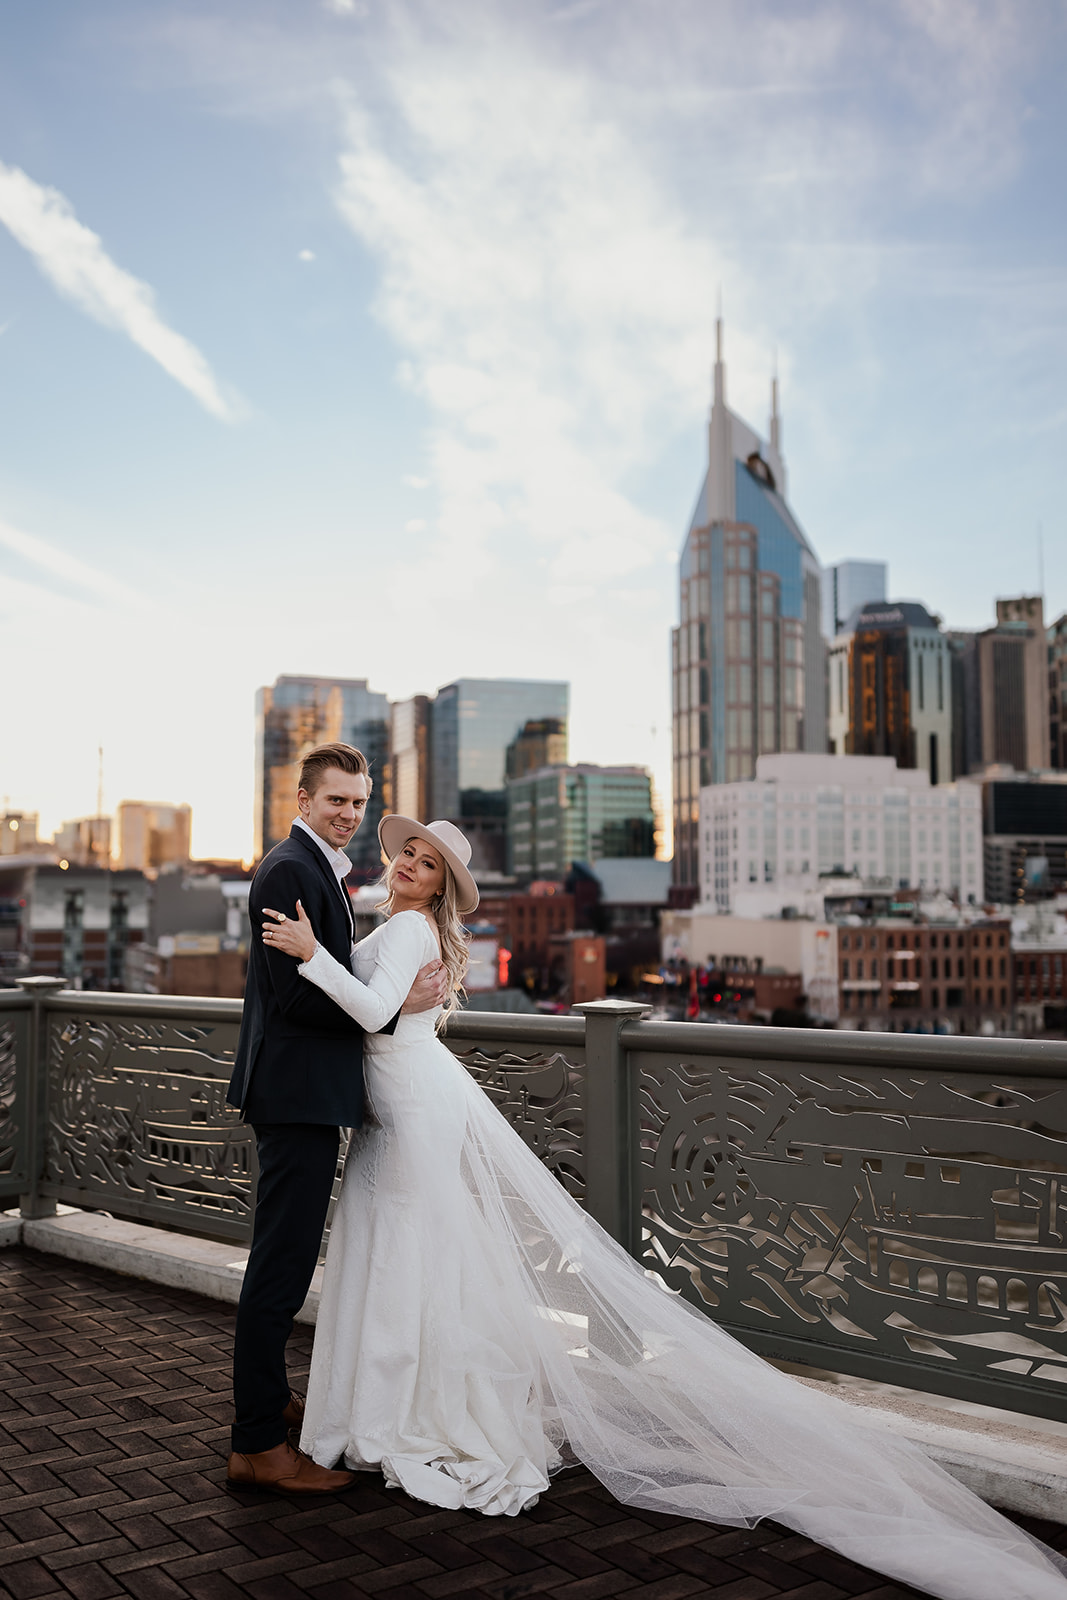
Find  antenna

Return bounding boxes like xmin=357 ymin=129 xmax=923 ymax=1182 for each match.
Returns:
xmin=1038 ymin=522 xmax=1044 ymax=596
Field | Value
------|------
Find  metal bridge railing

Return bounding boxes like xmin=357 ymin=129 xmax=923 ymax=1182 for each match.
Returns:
xmin=2 ymin=980 xmax=1065 ymax=1421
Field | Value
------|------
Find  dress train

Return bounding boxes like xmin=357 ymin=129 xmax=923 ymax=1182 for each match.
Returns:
xmin=296 ymin=911 xmax=1067 ymax=1600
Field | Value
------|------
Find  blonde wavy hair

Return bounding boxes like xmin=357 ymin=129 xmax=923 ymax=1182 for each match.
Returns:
xmin=378 ymin=842 xmax=469 ymax=1026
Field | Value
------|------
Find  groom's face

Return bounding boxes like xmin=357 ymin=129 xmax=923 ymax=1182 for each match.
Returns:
xmin=298 ymin=766 xmax=370 ymax=851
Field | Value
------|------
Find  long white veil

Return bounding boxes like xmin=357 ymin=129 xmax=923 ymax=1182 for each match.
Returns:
xmin=430 ymin=1048 xmax=1067 ymax=1600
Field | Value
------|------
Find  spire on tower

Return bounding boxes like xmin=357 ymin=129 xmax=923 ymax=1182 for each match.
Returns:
xmin=767 ymin=358 xmax=786 ymax=499
xmin=713 ymin=314 xmax=725 ymax=407
xmin=708 ymin=309 xmax=733 ymax=523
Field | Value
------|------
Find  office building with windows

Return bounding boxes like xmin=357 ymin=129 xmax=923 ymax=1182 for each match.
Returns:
xmin=52 ymin=816 xmax=112 ymax=869
xmin=117 ymin=802 xmax=192 ymax=873
xmin=431 ymin=679 xmax=569 ymax=872
xmin=507 ymin=764 xmax=656 ymax=879
xmin=389 ymin=695 xmax=433 ymax=823
xmin=505 ymin=718 xmax=568 ymax=782
xmin=672 ymin=321 xmax=825 ymax=887
xmin=699 ymin=752 xmax=983 ymax=913
xmin=828 ymin=601 xmax=952 ymax=784
xmin=980 ymin=773 xmax=1067 ymax=902
xmin=1 ymin=811 xmax=40 ymax=857
xmin=254 ymin=675 xmax=390 ymax=876
xmin=1051 ymin=610 xmax=1067 ymax=772
xmin=949 ymin=597 xmax=1049 ymax=775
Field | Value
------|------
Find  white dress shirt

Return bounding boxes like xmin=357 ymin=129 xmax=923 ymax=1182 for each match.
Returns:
xmin=292 ymin=816 xmax=355 ymax=940
xmin=293 ymin=816 xmax=354 ymax=885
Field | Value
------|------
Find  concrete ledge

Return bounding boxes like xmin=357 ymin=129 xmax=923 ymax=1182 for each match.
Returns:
xmin=4 ymin=1209 xmax=1065 ymax=1522
xmin=791 ymin=1377 xmax=1067 ymax=1524
xmin=6 ymin=1209 xmax=323 ymax=1324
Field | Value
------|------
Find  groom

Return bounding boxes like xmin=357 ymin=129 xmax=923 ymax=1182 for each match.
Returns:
xmin=226 ymin=740 xmax=446 ymax=1494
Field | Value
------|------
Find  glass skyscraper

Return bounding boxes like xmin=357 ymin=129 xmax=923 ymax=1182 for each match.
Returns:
xmin=255 ymin=675 xmax=390 ymax=877
xmin=431 ymin=679 xmax=569 ymax=873
xmin=672 ymin=321 xmax=825 ymax=887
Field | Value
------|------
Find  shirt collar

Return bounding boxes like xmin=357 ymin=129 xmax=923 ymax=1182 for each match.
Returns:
xmin=292 ymin=816 xmax=353 ymax=885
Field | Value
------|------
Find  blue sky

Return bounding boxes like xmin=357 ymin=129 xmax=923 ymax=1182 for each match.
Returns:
xmin=1 ymin=0 xmax=1065 ymax=859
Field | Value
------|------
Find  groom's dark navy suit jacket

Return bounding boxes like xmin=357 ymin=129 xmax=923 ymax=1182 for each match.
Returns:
xmin=228 ymin=824 xmax=391 ymax=1128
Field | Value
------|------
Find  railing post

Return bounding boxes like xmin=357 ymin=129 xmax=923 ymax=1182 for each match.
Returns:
xmin=573 ymin=999 xmax=650 ymax=1257
xmin=15 ymin=976 xmax=67 ymax=1220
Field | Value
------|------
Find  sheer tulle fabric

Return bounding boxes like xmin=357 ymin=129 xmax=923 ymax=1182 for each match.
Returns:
xmin=299 ymin=913 xmax=1067 ymax=1600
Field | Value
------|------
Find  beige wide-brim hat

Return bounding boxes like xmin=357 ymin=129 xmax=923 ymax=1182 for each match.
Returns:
xmin=377 ymin=815 xmax=480 ymax=916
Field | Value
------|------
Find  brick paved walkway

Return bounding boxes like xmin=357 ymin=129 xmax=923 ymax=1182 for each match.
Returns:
xmin=2 ymin=1248 xmax=1065 ymax=1600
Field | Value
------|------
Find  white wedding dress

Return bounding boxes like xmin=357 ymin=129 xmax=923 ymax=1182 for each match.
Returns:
xmin=297 ymin=910 xmax=1067 ymax=1600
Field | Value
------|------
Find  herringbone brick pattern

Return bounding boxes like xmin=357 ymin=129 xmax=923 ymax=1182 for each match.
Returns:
xmin=2 ymin=1248 xmax=1064 ymax=1600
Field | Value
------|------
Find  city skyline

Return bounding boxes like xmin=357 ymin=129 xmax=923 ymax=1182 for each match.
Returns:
xmin=2 ymin=2 xmax=1066 ymax=860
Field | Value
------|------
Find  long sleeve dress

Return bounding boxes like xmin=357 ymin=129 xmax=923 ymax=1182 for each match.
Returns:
xmin=295 ymin=909 xmax=1067 ymax=1600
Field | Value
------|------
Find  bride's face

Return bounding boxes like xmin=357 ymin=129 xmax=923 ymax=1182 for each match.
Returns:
xmin=390 ymin=838 xmax=446 ymax=909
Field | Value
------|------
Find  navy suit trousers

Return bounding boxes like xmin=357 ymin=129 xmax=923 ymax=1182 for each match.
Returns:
xmin=231 ymin=1123 xmax=340 ymax=1456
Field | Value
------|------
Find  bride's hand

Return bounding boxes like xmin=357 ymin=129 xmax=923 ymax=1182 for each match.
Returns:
xmin=262 ymin=900 xmax=318 ymax=961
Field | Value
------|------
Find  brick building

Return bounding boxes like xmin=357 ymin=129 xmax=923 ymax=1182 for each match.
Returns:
xmin=838 ymin=917 xmax=1011 ymax=1033
xmin=472 ymin=886 xmax=575 ymax=992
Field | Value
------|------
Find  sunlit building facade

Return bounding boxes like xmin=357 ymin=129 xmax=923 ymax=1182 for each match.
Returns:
xmin=117 ymin=801 xmax=191 ymax=872
xmin=389 ymin=695 xmax=433 ymax=823
xmin=255 ymin=675 xmax=390 ymax=876
xmin=672 ymin=321 xmax=825 ymax=887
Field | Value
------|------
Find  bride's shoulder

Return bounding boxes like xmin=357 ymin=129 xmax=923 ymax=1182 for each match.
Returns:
xmin=387 ymin=909 xmax=438 ymax=944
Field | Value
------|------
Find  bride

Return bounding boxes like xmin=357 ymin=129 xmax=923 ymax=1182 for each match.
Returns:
xmin=261 ymin=813 xmax=1067 ymax=1600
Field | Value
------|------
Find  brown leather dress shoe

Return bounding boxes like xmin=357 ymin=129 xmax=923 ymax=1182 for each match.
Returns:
xmin=226 ymin=1441 xmax=355 ymax=1495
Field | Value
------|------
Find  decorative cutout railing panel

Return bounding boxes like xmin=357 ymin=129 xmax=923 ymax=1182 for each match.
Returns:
xmin=632 ymin=1045 xmax=1067 ymax=1418
xmin=0 ymin=1002 xmax=31 ymax=1199
xmin=42 ymin=1007 xmax=253 ymax=1241
xmin=444 ymin=1033 xmax=587 ymax=1201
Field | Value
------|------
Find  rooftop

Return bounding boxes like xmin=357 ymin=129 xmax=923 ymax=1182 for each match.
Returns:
xmin=5 ymin=1244 xmax=1030 ymax=1600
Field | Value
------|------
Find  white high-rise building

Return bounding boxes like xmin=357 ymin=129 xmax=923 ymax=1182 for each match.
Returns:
xmin=700 ymin=753 xmax=983 ymax=912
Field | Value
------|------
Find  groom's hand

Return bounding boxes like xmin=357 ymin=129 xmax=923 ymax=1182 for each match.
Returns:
xmin=402 ymin=960 xmax=449 ymax=1014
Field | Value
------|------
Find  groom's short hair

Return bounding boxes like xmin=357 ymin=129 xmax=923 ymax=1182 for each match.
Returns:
xmin=298 ymin=742 xmax=371 ymax=796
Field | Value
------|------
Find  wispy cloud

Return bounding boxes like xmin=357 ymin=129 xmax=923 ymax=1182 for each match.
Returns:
xmin=0 ymin=160 xmax=235 ymax=420
xmin=333 ymin=44 xmax=729 ymax=595
xmin=0 ymin=517 xmax=143 ymax=607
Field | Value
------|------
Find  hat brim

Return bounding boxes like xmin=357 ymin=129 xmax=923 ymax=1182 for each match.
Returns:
xmin=377 ymin=815 xmax=480 ymax=916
